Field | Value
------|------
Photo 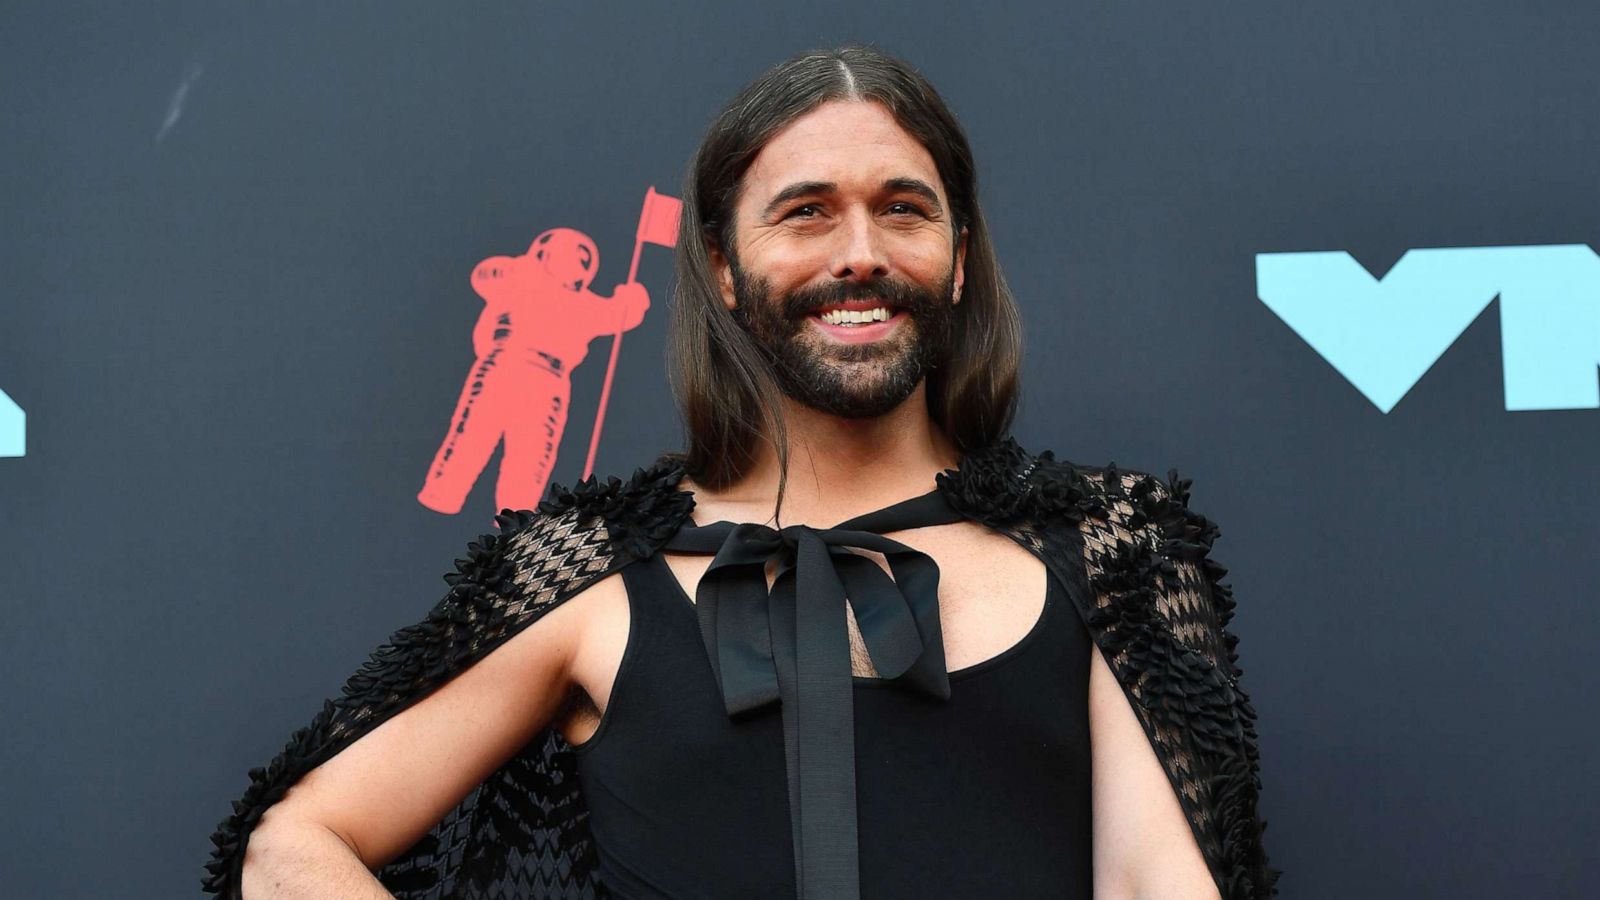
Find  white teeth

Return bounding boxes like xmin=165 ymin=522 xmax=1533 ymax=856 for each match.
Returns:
xmin=819 ymin=307 xmax=892 ymax=325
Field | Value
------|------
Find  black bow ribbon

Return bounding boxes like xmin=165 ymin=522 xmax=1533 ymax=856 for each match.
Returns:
xmin=661 ymin=487 xmax=968 ymax=899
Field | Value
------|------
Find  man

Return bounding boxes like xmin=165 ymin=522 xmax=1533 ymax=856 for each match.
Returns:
xmin=207 ymin=45 xmax=1279 ymax=899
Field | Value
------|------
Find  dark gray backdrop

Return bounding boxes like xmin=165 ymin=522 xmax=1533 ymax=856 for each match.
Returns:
xmin=3 ymin=2 xmax=1597 ymax=897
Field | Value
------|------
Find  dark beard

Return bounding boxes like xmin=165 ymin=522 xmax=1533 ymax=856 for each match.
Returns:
xmin=728 ymin=261 xmax=958 ymax=420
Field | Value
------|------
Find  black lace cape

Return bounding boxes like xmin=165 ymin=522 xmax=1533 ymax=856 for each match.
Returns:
xmin=202 ymin=436 xmax=1281 ymax=898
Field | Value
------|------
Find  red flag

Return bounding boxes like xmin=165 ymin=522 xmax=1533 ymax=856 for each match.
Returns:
xmin=588 ymin=186 xmax=682 ymax=480
xmin=637 ymin=186 xmax=682 ymax=249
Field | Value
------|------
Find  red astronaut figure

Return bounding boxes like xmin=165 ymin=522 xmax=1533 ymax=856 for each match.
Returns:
xmin=416 ymin=226 xmax=650 ymax=517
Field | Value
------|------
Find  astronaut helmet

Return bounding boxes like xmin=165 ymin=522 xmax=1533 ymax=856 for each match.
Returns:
xmin=528 ymin=228 xmax=599 ymax=292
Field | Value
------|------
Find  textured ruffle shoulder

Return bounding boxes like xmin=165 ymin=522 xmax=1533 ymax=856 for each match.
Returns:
xmin=202 ymin=435 xmax=1281 ymax=898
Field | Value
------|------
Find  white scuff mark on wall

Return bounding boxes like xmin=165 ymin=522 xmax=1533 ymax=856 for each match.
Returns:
xmin=156 ymin=58 xmax=207 ymax=144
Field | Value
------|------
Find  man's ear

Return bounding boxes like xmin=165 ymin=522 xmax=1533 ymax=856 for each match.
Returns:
xmin=707 ymin=239 xmax=738 ymax=311
xmin=953 ymin=226 xmax=969 ymax=304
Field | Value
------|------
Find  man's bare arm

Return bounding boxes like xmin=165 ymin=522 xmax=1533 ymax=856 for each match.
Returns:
xmin=239 ymin=572 xmax=621 ymax=898
xmin=1089 ymin=642 xmax=1223 ymax=900
xmin=240 ymin=816 xmax=393 ymax=899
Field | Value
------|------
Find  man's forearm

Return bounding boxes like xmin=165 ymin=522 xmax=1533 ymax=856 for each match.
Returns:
xmin=240 ymin=820 xmax=394 ymax=900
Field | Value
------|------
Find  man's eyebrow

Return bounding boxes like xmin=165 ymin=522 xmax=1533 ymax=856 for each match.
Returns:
xmin=760 ymin=178 xmax=946 ymax=220
xmin=761 ymin=181 xmax=836 ymax=220
xmin=883 ymin=178 xmax=944 ymax=215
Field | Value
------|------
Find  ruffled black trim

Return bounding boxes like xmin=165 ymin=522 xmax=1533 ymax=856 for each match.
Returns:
xmin=933 ymin=436 xmax=1119 ymax=530
xmin=1098 ymin=466 xmax=1282 ymax=898
xmin=539 ymin=456 xmax=696 ymax=559
xmin=934 ymin=434 xmax=1045 ymax=522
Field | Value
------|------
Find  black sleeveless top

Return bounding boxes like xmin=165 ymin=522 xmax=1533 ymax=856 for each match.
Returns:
xmin=572 ymin=547 xmax=1095 ymax=898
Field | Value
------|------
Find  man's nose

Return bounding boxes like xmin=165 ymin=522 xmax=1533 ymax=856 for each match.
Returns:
xmin=828 ymin=207 xmax=890 ymax=282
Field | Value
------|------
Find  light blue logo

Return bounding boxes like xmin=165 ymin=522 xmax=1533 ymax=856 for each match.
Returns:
xmin=1257 ymin=244 xmax=1600 ymax=412
xmin=1 ymin=387 xmax=22 ymax=457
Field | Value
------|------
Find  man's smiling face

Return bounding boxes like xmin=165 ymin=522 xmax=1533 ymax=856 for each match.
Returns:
xmin=710 ymin=99 xmax=969 ymax=419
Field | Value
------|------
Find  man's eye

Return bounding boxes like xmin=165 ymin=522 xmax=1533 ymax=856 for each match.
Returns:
xmin=786 ymin=204 xmax=821 ymax=219
xmin=887 ymin=202 xmax=927 ymax=216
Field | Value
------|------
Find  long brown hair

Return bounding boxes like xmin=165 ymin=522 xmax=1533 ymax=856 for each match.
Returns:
xmin=662 ymin=44 xmax=1023 ymax=517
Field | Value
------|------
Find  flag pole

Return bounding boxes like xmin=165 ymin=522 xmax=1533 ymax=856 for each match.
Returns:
xmin=582 ymin=187 xmax=655 ymax=480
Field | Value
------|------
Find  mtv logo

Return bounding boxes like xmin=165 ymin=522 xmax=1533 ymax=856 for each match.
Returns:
xmin=1256 ymin=244 xmax=1600 ymax=412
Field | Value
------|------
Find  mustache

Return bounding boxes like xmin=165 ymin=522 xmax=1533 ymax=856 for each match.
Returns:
xmin=783 ymin=278 xmax=938 ymax=318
